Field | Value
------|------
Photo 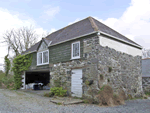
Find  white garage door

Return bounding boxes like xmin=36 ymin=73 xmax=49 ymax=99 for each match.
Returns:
xmin=71 ymin=69 xmax=82 ymax=97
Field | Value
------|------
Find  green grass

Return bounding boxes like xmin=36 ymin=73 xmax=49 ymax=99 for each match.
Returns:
xmin=0 ymin=71 xmax=5 ymax=80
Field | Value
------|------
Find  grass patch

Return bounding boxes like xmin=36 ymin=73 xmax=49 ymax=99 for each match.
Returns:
xmin=57 ymin=102 xmax=62 ymax=105
xmin=43 ymin=92 xmax=53 ymax=97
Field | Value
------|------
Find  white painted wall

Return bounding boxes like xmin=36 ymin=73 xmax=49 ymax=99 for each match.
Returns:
xmin=99 ymin=35 xmax=142 ymax=56
xmin=21 ymin=72 xmax=25 ymax=89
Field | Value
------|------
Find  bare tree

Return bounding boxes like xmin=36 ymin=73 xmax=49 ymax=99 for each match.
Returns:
xmin=142 ymin=48 xmax=150 ymax=58
xmin=41 ymin=31 xmax=50 ymax=38
xmin=2 ymin=26 xmax=38 ymax=56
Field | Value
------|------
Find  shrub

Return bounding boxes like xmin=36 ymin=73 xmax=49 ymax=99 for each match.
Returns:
xmin=50 ymin=87 xmax=67 ymax=97
xmin=0 ymin=76 xmax=14 ymax=89
xmin=1 ymin=76 xmax=14 ymax=85
xmin=96 ymin=85 xmax=125 ymax=106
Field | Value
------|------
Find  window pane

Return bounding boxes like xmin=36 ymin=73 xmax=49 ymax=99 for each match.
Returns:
xmin=38 ymin=53 xmax=42 ymax=64
xmin=73 ymin=43 xmax=79 ymax=57
xmin=43 ymin=51 xmax=48 ymax=63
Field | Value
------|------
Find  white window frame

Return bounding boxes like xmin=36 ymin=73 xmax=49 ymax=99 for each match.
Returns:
xmin=37 ymin=50 xmax=49 ymax=66
xmin=71 ymin=41 xmax=80 ymax=59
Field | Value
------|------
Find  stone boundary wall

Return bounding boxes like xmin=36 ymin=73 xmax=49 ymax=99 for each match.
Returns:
xmin=142 ymin=77 xmax=150 ymax=93
xmin=50 ymin=35 xmax=143 ymax=98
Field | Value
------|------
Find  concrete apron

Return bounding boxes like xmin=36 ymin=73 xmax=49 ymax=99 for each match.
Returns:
xmin=50 ymin=97 xmax=83 ymax=105
xmin=19 ymin=89 xmax=50 ymax=96
xmin=19 ymin=89 xmax=83 ymax=105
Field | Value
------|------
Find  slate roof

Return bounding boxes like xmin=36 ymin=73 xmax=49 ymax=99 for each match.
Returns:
xmin=22 ymin=41 xmax=41 ymax=54
xmin=142 ymin=59 xmax=150 ymax=77
xmin=22 ymin=16 xmax=142 ymax=54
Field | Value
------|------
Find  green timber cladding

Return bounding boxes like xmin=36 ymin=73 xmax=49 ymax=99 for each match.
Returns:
xmin=28 ymin=33 xmax=97 ymax=70
xmin=49 ymin=33 xmax=96 ymax=63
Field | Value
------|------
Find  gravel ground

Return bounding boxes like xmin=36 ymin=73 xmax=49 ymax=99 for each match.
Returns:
xmin=0 ymin=89 xmax=150 ymax=113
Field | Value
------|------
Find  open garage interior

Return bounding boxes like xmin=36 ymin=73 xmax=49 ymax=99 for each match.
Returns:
xmin=25 ymin=71 xmax=50 ymax=90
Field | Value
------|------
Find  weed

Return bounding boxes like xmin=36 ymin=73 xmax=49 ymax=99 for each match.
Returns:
xmin=100 ymin=74 xmax=103 ymax=80
xmin=43 ymin=92 xmax=53 ymax=97
xmin=83 ymin=99 xmax=89 ymax=103
xmin=85 ymin=80 xmax=90 ymax=85
xmin=145 ymin=92 xmax=150 ymax=96
xmin=57 ymin=102 xmax=62 ymax=105
xmin=107 ymin=78 xmax=110 ymax=82
xmin=108 ymin=67 xmax=112 ymax=72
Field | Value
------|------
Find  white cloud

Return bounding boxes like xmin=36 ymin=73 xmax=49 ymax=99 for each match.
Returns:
xmin=0 ymin=8 xmax=55 ymax=70
xmin=41 ymin=5 xmax=60 ymax=22
xmin=94 ymin=0 xmax=150 ymax=49
xmin=49 ymin=28 xmax=56 ymax=33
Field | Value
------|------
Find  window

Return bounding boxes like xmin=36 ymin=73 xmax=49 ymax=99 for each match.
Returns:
xmin=37 ymin=50 xmax=49 ymax=65
xmin=71 ymin=41 xmax=80 ymax=59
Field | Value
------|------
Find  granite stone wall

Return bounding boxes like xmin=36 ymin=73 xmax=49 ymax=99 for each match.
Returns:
xmin=50 ymin=35 xmax=143 ymax=98
xmin=142 ymin=77 xmax=150 ymax=93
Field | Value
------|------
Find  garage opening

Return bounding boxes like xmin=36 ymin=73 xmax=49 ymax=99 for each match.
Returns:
xmin=25 ymin=71 xmax=50 ymax=90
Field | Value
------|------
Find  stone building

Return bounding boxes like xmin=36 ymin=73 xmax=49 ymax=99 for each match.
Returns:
xmin=22 ymin=16 xmax=143 ymax=98
xmin=142 ymin=58 xmax=150 ymax=93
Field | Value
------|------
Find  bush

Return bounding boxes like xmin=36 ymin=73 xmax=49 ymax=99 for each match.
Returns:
xmin=50 ymin=87 xmax=67 ymax=97
xmin=95 ymin=85 xmax=125 ymax=106
xmin=1 ymin=76 xmax=14 ymax=85
xmin=0 ymin=76 xmax=14 ymax=89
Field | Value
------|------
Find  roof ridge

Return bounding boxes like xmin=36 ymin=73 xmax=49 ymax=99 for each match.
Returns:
xmin=45 ymin=16 xmax=91 ymax=39
xmin=88 ymin=17 xmax=99 ymax=31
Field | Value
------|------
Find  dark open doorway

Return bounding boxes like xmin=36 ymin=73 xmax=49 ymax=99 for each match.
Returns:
xmin=25 ymin=71 xmax=50 ymax=90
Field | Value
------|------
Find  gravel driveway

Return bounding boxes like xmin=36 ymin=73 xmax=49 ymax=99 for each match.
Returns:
xmin=0 ymin=89 xmax=150 ymax=113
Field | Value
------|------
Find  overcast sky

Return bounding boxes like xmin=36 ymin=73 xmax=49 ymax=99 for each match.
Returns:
xmin=0 ymin=0 xmax=150 ymax=70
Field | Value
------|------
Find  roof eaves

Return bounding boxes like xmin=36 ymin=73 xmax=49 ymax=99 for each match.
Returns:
xmin=22 ymin=50 xmax=37 ymax=55
xmin=48 ymin=41 xmax=52 ymax=46
xmin=49 ymin=31 xmax=98 ymax=47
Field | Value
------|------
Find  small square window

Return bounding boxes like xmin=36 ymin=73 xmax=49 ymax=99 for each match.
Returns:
xmin=72 ymin=41 xmax=80 ymax=59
